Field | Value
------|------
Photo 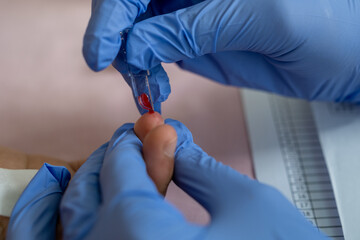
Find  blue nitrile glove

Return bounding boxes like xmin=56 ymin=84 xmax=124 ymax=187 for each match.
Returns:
xmin=112 ymin=30 xmax=169 ymax=114
xmin=60 ymin=120 xmax=328 ymax=240
xmin=7 ymin=163 xmax=70 ymax=239
xmin=83 ymin=0 xmax=171 ymax=114
xmin=84 ymin=0 xmax=360 ymax=103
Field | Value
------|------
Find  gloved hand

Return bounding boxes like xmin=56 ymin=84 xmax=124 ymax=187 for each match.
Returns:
xmin=6 ymin=163 xmax=70 ymax=239
xmin=84 ymin=0 xmax=360 ymax=103
xmin=60 ymin=119 xmax=328 ymax=240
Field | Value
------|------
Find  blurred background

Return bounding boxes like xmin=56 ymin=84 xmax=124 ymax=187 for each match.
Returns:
xmin=0 ymin=0 xmax=252 ymax=223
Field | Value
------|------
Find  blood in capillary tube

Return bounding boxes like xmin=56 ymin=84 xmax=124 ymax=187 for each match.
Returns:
xmin=138 ymin=93 xmax=154 ymax=113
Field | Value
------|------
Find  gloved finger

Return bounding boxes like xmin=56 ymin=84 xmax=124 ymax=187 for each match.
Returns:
xmin=165 ymin=120 xmax=328 ymax=240
xmin=100 ymin=123 xmax=159 ymax=203
xmin=127 ymin=0 xmax=287 ymax=70
xmin=60 ymin=143 xmax=108 ymax=240
xmin=7 ymin=164 xmax=70 ymax=239
xmin=165 ymin=119 xmax=328 ymax=240
xmin=83 ymin=0 xmax=150 ymax=71
xmin=165 ymin=119 xmax=253 ymax=215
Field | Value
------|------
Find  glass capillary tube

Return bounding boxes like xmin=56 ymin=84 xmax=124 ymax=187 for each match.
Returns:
xmin=120 ymin=30 xmax=154 ymax=112
xmin=144 ymin=71 xmax=155 ymax=111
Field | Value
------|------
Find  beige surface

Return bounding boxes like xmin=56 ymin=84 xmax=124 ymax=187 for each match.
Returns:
xmin=0 ymin=0 xmax=253 ymax=224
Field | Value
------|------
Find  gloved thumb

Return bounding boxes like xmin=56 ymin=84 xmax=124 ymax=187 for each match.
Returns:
xmin=99 ymin=123 xmax=161 ymax=204
xmin=165 ymin=119 xmax=249 ymax=217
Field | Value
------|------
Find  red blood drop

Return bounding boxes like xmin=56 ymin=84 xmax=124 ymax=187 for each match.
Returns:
xmin=138 ymin=93 xmax=154 ymax=113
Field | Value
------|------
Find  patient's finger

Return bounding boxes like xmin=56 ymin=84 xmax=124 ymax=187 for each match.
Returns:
xmin=134 ymin=112 xmax=164 ymax=142
xmin=134 ymin=112 xmax=177 ymax=195
xmin=143 ymin=124 xmax=177 ymax=195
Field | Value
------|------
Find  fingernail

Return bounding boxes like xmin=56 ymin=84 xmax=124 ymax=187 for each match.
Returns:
xmin=163 ymin=137 xmax=177 ymax=158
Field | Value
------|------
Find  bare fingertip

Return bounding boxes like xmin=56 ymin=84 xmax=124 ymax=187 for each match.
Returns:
xmin=134 ymin=112 xmax=164 ymax=142
xmin=143 ymin=124 xmax=177 ymax=196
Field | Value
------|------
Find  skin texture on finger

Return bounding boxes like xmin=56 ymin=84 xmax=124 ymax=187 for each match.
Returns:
xmin=142 ymin=125 xmax=177 ymax=195
xmin=134 ymin=112 xmax=177 ymax=195
xmin=134 ymin=112 xmax=164 ymax=141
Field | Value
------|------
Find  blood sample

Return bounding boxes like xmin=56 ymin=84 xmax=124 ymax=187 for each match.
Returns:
xmin=138 ymin=93 xmax=154 ymax=113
